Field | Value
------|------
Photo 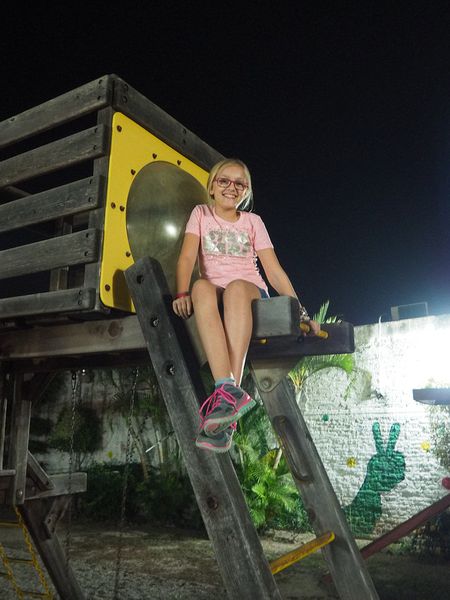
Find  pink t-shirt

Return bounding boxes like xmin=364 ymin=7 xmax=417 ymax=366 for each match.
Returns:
xmin=185 ymin=204 xmax=273 ymax=292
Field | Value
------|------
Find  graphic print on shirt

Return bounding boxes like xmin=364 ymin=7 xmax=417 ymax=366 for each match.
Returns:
xmin=203 ymin=228 xmax=252 ymax=257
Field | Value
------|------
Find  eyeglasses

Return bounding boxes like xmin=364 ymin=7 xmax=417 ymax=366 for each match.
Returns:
xmin=214 ymin=177 xmax=248 ymax=193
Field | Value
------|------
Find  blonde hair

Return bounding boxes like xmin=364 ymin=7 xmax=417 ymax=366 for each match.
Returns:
xmin=206 ymin=158 xmax=253 ymax=211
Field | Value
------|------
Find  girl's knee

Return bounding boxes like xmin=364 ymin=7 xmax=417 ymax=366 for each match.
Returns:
xmin=191 ymin=279 xmax=219 ymax=304
xmin=224 ymin=279 xmax=259 ymax=301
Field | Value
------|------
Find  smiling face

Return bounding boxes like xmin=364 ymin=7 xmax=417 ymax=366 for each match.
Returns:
xmin=210 ymin=163 xmax=249 ymax=213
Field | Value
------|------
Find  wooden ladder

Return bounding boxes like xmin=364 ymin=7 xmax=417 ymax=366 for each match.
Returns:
xmin=125 ymin=257 xmax=380 ymax=600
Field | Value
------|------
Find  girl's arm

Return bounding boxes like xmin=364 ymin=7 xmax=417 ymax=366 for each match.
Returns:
xmin=257 ymin=247 xmax=321 ymax=335
xmin=173 ymin=233 xmax=199 ymax=319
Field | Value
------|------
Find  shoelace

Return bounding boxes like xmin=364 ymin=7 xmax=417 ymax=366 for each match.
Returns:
xmin=198 ymin=385 xmax=238 ymax=431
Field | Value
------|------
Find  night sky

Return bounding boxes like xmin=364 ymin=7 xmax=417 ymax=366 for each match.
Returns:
xmin=1 ymin=3 xmax=449 ymax=325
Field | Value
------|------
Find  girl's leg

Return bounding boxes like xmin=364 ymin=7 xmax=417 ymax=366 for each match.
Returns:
xmin=222 ymin=279 xmax=261 ymax=385
xmin=191 ymin=279 xmax=232 ymax=381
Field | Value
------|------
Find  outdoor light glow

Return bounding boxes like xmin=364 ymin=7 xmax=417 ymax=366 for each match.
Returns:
xmin=404 ymin=321 xmax=450 ymax=388
xmin=164 ymin=223 xmax=178 ymax=238
xmin=421 ymin=325 xmax=450 ymax=386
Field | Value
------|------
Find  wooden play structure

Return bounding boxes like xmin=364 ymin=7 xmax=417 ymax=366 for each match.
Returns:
xmin=0 ymin=75 xmax=381 ymax=599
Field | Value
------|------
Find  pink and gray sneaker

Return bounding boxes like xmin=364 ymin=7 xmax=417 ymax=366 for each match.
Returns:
xmin=195 ymin=423 xmax=236 ymax=453
xmin=199 ymin=383 xmax=255 ymax=437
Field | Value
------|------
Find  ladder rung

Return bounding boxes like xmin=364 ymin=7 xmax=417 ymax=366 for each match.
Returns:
xmin=270 ymin=531 xmax=335 ymax=575
xmin=7 ymin=556 xmax=33 ymax=564
xmin=0 ymin=520 xmax=20 ymax=528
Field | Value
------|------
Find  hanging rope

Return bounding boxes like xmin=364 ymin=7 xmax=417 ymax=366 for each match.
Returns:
xmin=113 ymin=367 xmax=139 ymax=600
xmin=0 ymin=541 xmax=23 ymax=599
xmin=14 ymin=507 xmax=54 ymax=599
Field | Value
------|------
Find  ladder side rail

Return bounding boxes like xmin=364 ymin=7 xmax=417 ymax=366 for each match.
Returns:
xmin=125 ymin=257 xmax=281 ymax=600
xmin=254 ymin=374 xmax=380 ymax=600
xmin=20 ymin=498 xmax=85 ymax=600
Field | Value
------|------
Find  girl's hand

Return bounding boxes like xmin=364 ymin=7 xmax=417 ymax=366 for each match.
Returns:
xmin=307 ymin=319 xmax=321 ymax=336
xmin=172 ymin=296 xmax=193 ymax=319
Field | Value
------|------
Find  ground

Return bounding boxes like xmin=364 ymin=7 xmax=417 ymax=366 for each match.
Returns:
xmin=1 ymin=522 xmax=449 ymax=599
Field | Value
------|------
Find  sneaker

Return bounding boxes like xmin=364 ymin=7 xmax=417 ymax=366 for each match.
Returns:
xmin=201 ymin=383 xmax=255 ymax=436
xmin=195 ymin=423 xmax=236 ymax=454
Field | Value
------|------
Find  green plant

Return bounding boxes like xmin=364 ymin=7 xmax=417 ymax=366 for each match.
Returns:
xmin=98 ymin=366 xmax=174 ymax=480
xmin=79 ymin=462 xmax=140 ymax=521
xmin=233 ymin=404 xmax=302 ymax=531
xmin=49 ymin=405 xmax=102 ymax=467
xmin=78 ymin=461 xmax=203 ymax=529
xmin=135 ymin=468 xmax=203 ymax=529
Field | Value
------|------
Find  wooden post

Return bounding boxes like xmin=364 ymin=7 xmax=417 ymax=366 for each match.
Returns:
xmin=125 ymin=257 xmax=281 ymax=600
xmin=7 ymin=373 xmax=30 ymax=505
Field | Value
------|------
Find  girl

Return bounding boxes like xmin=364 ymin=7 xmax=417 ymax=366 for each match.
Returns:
xmin=173 ymin=159 xmax=320 ymax=453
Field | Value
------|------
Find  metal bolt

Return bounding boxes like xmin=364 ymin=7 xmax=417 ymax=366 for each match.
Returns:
xmin=16 ymin=489 xmax=23 ymax=499
xmin=166 ymin=364 xmax=175 ymax=376
xmin=151 ymin=317 xmax=159 ymax=327
xmin=261 ymin=377 xmax=272 ymax=390
xmin=116 ymin=125 xmax=122 ymax=132
xmin=206 ymin=496 xmax=219 ymax=510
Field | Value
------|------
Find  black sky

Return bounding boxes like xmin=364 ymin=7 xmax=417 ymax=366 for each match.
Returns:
xmin=1 ymin=3 xmax=449 ymax=325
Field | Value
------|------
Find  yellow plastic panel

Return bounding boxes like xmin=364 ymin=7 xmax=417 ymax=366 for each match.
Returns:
xmin=101 ymin=112 xmax=209 ymax=311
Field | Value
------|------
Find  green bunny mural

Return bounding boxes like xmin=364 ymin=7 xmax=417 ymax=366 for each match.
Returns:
xmin=344 ymin=422 xmax=406 ymax=536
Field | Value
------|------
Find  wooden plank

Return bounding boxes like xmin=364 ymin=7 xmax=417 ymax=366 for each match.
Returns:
xmin=0 ymin=176 xmax=104 ymax=234
xmin=0 ymin=316 xmax=145 ymax=360
xmin=0 ymin=76 xmax=112 ymax=150
xmin=0 ymin=229 xmax=99 ymax=280
xmin=113 ymin=77 xmax=223 ymax=170
xmin=249 ymin=321 xmax=355 ymax=360
xmin=125 ymin=257 xmax=281 ymax=600
xmin=20 ymin=501 xmax=85 ymax=599
xmin=360 ymin=493 xmax=450 ymax=560
xmin=27 ymin=451 xmax=53 ymax=491
xmin=7 ymin=374 xmax=30 ymax=505
xmin=0 ymin=300 xmax=352 ymax=361
xmin=26 ymin=473 xmax=87 ymax=501
xmin=0 ymin=365 xmax=6 ymax=469
xmin=81 ymin=106 xmax=112 ymax=308
xmin=0 ymin=288 xmax=96 ymax=319
xmin=0 ymin=126 xmax=108 ymax=188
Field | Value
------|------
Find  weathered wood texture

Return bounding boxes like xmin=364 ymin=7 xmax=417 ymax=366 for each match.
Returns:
xmin=0 ymin=365 xmax=6 ymax=469
xmin=20 ymin=500 xmax=86 ymax=600
xmin=249 ymin=320 xmax=355 ymax=360
xmin=256 ymin=377 xmax=380 ymax=600
xmin=0 ymin=229 xmax=99 ymax=280
xmin=0 ymin=126 xmax=108 ymax=188
xmin=0 ymin=288 xmax=96 ymax=318
xmin=0 ymin=176 xmax=104 ymax=233
xmin=6 ymin=374 xmax=30 ymax=505
xmin=0 ymin=76 xmax=112 ymax=150
xmin=0 ymin=305 xmax=353 ymax=362
xmin=125 ymin=257 xmax=281 ymax=600
xmin=112 ymin=76 xmax=223 ymax=170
